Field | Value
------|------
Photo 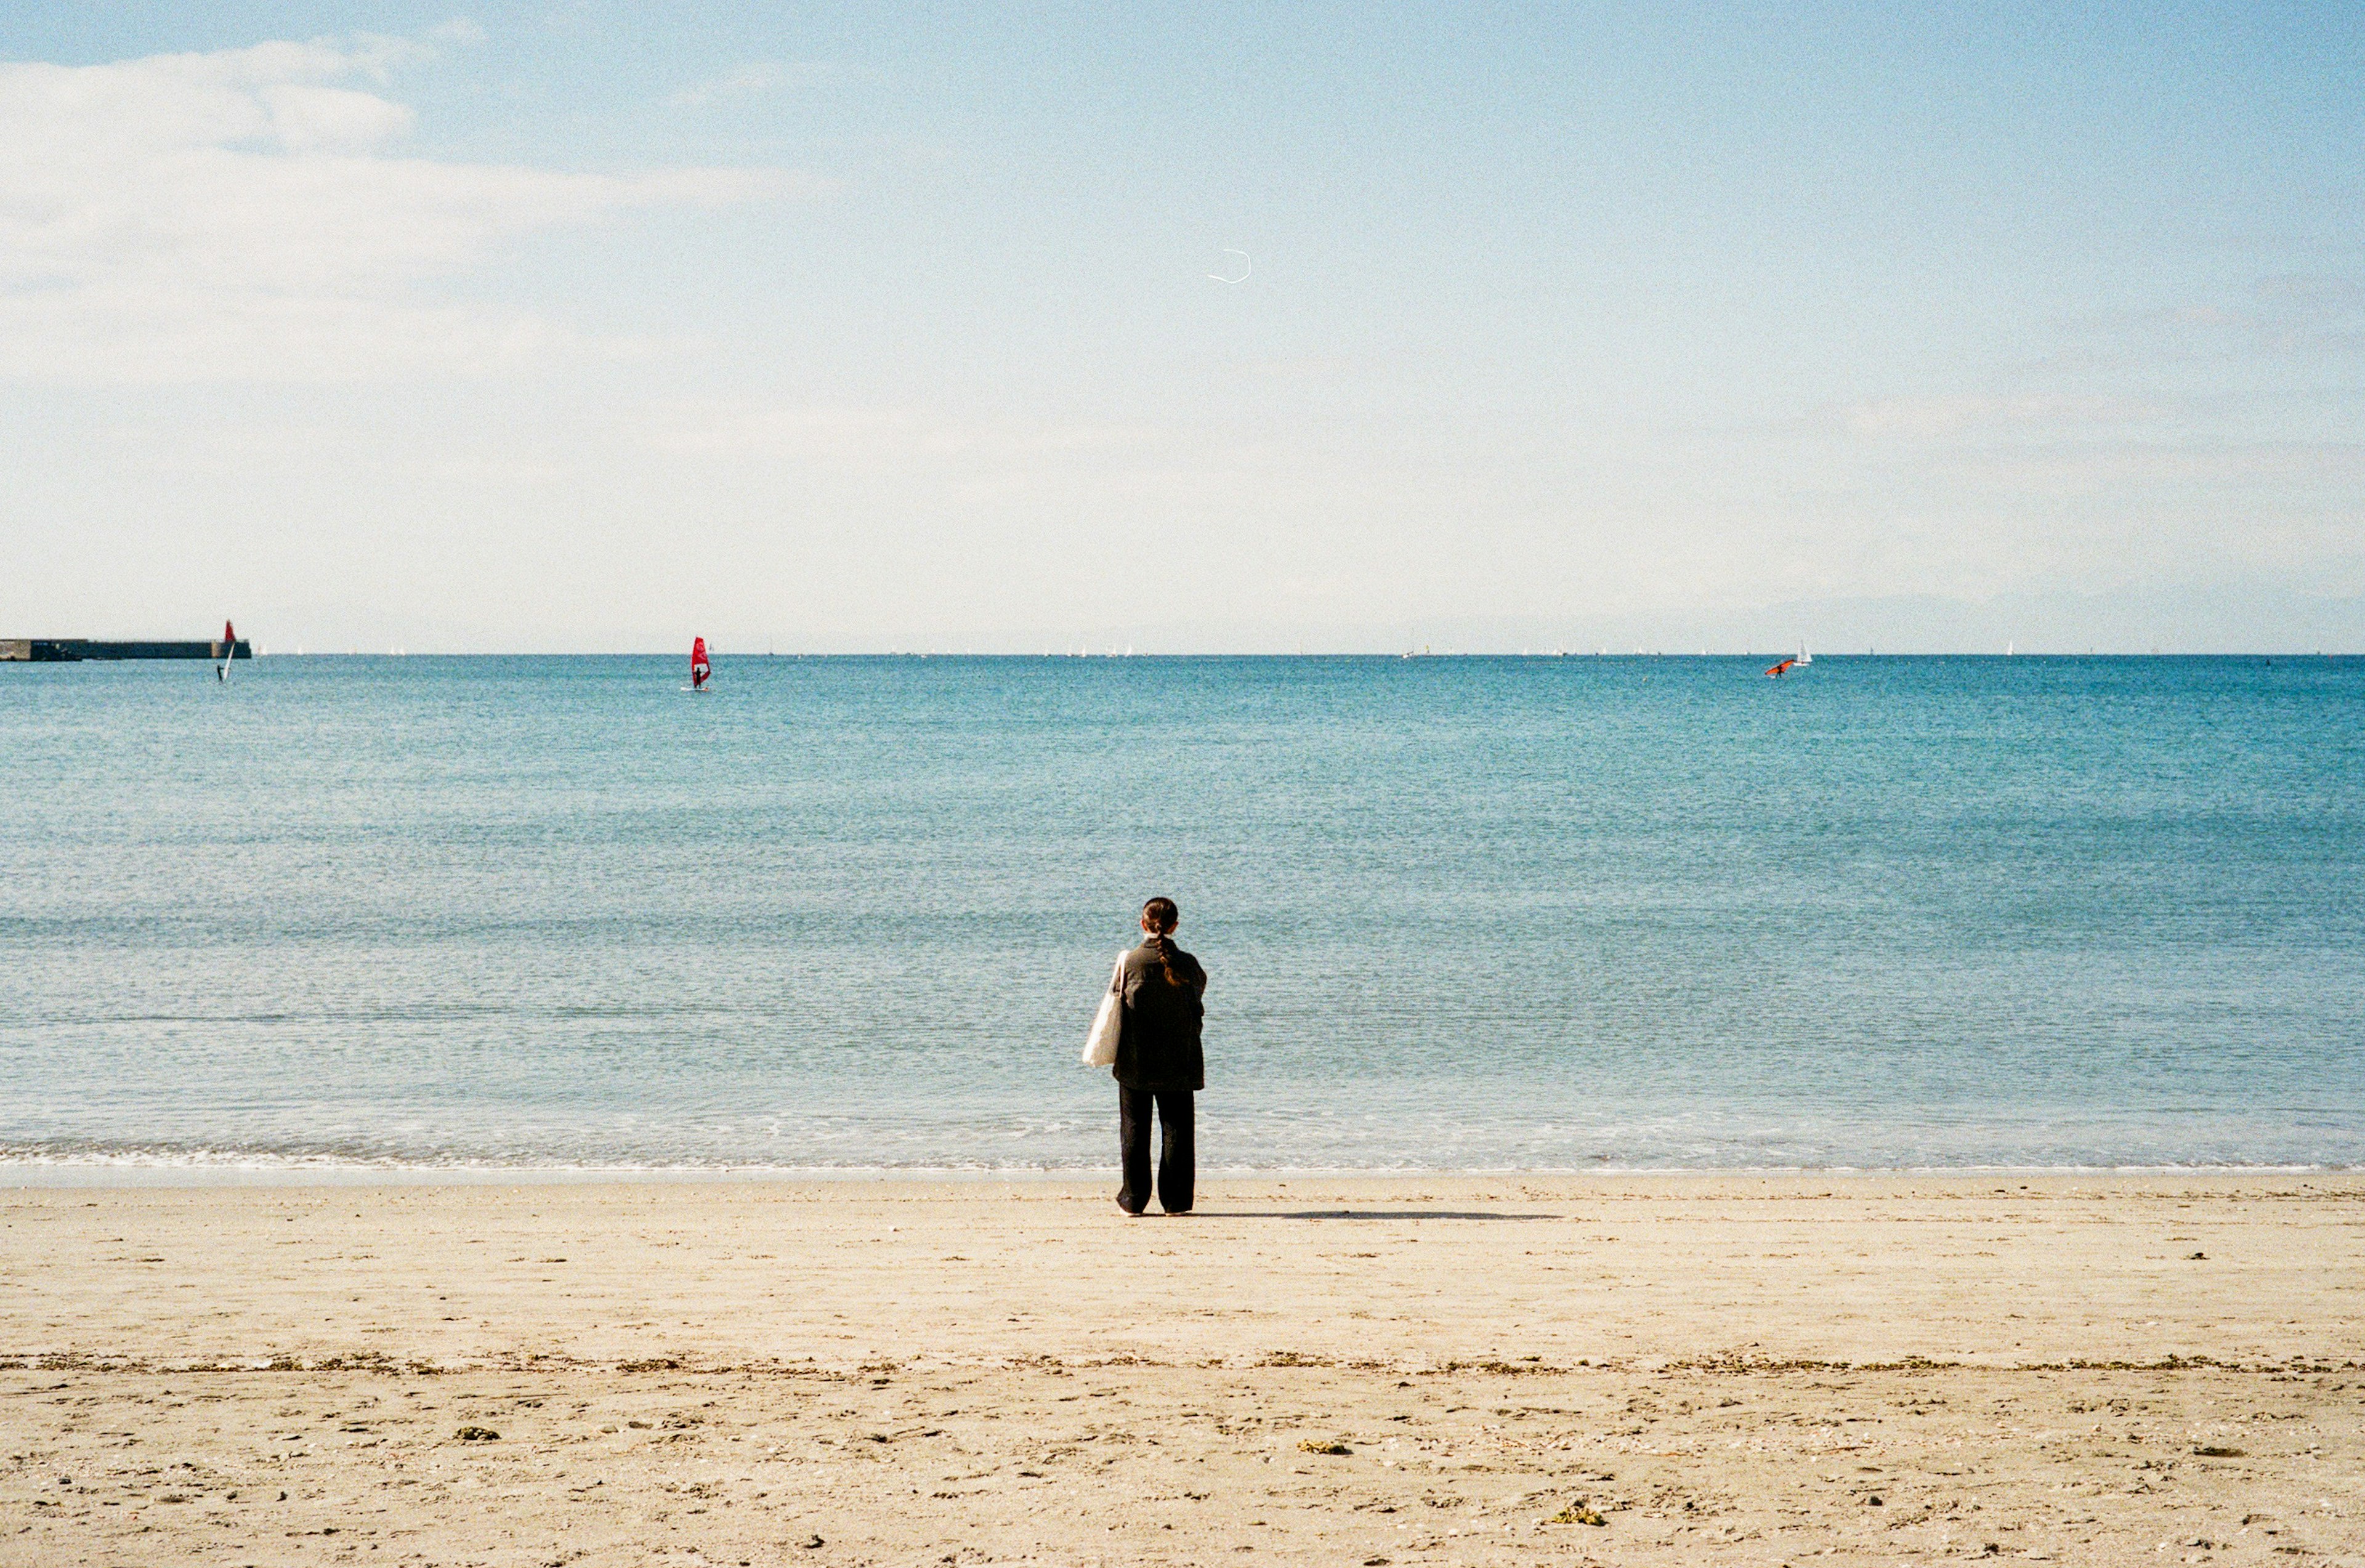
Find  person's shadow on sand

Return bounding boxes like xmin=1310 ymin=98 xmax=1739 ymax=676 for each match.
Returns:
xmin=1186 ymin=1209 xmax=1557 ymax=1221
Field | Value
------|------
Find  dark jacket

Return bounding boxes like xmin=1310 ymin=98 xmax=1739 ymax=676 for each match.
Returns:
xmin=1113 ymin=936 xmax=1206 ymax=1092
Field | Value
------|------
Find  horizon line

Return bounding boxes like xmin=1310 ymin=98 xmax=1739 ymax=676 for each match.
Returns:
xmin=208 ymin=648 xmax=2365 ymax=659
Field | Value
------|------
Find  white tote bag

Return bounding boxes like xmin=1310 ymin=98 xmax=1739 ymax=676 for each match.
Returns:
xmin=1080 ymin=952 xmax=1126 ymax=1067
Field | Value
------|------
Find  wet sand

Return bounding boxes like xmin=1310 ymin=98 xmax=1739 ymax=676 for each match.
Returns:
xmin=2 ymin=1175 xmax=2360 ymax=1564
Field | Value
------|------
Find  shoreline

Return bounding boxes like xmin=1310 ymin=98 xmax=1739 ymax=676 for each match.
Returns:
xmin=3 ymin=1160 xmax=2358 ymax=1189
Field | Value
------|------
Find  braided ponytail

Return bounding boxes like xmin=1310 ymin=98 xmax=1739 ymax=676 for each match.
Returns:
xmin=1140 ymin=897 xmax=1192 ymax=987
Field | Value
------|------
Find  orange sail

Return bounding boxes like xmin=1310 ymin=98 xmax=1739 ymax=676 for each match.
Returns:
xmin=1765 ymin=657 xmax=1796 ymax=677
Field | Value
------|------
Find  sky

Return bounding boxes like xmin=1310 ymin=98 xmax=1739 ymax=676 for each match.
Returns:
xmin=1 ymin=2 xmax=2359 ymax=652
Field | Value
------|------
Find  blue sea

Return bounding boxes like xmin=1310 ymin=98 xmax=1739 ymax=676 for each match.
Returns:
xmin=2 ymin=654 xmax=2359 ymax=1174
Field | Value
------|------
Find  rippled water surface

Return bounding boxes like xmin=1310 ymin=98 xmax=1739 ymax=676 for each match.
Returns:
xmin=4 ymin=654 xmax=2360 ymax=1171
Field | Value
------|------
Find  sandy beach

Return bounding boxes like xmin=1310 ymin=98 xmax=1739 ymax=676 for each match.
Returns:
xmin=2 ymin=1174 xmax=2360 ymax=1565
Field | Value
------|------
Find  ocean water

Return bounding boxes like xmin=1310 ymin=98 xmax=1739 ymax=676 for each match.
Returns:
xmin=2 ymin=654 xmax=2360 ymax=1174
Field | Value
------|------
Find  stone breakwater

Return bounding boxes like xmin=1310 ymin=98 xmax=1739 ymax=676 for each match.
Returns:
xmin=1 ymin=638 xmax=249 ymax=661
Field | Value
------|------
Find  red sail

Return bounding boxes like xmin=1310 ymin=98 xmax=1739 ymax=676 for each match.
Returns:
xmin=692 ymin=636 xmax=708 ymax=668
xmin=223 ymin=620 xmax=236 ymax=644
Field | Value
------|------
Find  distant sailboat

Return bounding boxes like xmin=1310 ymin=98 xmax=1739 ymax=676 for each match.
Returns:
xmin=691 ymin=636 xmax=711 ymax=692
xmin=1796 ymin=643 xmax=1811 ymax=666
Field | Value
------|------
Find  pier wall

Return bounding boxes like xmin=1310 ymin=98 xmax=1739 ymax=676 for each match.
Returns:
xmin=1 ymin=639 xmax=253 ymax=661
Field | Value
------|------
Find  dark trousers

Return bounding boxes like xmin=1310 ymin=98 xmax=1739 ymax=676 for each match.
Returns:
xmin=1117 ymin=1086 xmax=1194 ymax=1214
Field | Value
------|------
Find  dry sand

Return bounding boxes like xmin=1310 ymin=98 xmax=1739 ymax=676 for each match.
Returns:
xmin=2 ymin=1174 xmax=2360 ymax=1566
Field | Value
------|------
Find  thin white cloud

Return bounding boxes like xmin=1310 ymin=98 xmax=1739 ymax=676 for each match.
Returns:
xmin=663 ymin=60 xmax=857 ymax=108
xmin=1945 ymin=439 xmax=2365 ymax=493
xmin=2054 ymin=276 xmax=2365 ymax=371
xmin=0 ymin=36 xmax=809 ymax=382
xmin=644 ymin=400 xmax=1165 ymax=491
xmin=633 ymin=397 xmax=1425 ymax=523
xmin=257 ymin=83 xmax=416 ymax=150
xmin=1833 ymin=394 xmax=2163 ymax=441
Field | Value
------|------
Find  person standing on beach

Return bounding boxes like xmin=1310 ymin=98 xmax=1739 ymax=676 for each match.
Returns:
xmin=1113 ymin=896 xmax=1207 ymax=1216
